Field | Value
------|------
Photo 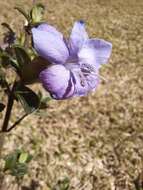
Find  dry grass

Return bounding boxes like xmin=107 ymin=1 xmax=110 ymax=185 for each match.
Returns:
xmin=0 ymin=0 xmax=143 ymax=189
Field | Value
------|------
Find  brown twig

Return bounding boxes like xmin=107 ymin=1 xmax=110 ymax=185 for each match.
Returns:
xmin=1 ymin=82 xmax=16 ymax=132
xmin=7 ymin=113 xmax=28 ymax=132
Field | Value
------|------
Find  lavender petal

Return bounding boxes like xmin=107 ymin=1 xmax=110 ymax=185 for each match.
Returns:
xmin=39 ymin=65 xmax=74 ymax=99
xmin=68 ymin=20 xmax=88 ymax=57
xmin=36 ymin=23 xmax=63 ymax=38
xmin=78 ymin=38 xmax=112 ymax=69
xmin=32 ymin=27 xmax=69 ymax=64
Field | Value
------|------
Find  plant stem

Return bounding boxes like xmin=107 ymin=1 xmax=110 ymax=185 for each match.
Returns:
xmin=7 ymin=113 xmax=28 ymax=132
xmin=1 ymin=81 xmax=29 ymax=132
xmin=0 ymin=132 xmax=5 ymax=189
xmin=1 ymin=82 xmax=16 ymax=132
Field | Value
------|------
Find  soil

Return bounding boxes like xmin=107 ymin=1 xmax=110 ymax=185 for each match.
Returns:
xmin=0 ymin=0 xmax=143 ymax=189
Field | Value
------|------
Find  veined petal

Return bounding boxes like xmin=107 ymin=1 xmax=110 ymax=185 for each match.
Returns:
xmin=70 ymin=64 xmax=99 ymax=97
xmin=80 ymin=63 xmax=100 ymax=91
xmin=71 ymin=70 xmax=88 ymax=96
xmin=39 ymin=65 xmax=75 ymax=99
xmin=68 ymin=20 xmax=88 ymax=56
xmin=32 ymin=26 xmax=69 ymax=64
xmin=78 ymin=38 xmax=112 ymax=69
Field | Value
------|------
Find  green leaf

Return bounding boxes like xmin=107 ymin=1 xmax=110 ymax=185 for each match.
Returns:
xmin=11 ymin=163 xmax=27 ymax=177
xmin=0 ymin=54 xmax=13 ymax=67
xmin=14 ymin=46 xmax=31 ymax=68
xmin=0 ymin=103 xmax=5 ymax=112
xmin=38 ymin=91 xmax=51 ymax=109
xmin=18 ymin=152 xmax=33 ymax=163
xmin=25 ymin=154 xmax=33 ymax=163
xmin=4 ymin=151 xmax=19 ymax=171
xmin=15 ymin=7 xmax=30 ymax=22
xmin=4 ymin=149 xmax=32 ymax=178
xmin=15 ymin=83 xmax=40 ymax=114
xmin=0 ymin=52 xmax=19 ymax=72
xmin=30 ymin=3 xmax=45 ymax=24
xmin=18 ymin=152 xmax=29 ymax=163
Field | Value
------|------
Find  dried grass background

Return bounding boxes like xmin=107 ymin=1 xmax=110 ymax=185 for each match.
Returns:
xmin=0 ymin=0 xmax=143 ymax=189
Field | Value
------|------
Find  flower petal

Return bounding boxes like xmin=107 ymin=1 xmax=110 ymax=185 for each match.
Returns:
xmin=70 ymin=64 xmax=99 ymax=97
xmin=78 ymin=38 xmax=112 ymax=69
xmin=71 ymin=70 xmax=88 ymax=96
xmin=80 ymin=63 xmax=100 ymax=91
xmin=32 ymin=26 xmax=69 ymax=64
xmin=68 ymin=20 xmax=88 ymax=56
xmin=36 ymin=23 xmax=63 ymax=38
xmin=39 ymin=65 xmax=75 ymax=99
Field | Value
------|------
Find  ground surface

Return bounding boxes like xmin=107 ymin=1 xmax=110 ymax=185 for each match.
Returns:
xmin=0 ymin=0 xmax=143 ymax=190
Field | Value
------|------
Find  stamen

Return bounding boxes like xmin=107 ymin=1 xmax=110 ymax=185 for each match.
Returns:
xmin=79 ymin=73 xmax=86 ymax=87
xmin=80 ymin=63 xmax=108 ymax=83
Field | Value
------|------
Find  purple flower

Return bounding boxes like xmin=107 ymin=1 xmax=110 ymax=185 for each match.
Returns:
xmin=32 ymin=21 xmax=112 ymax=99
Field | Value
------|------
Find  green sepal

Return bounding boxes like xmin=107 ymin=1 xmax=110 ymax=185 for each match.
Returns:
xmin=17 ymin=32 xmax=26 ymax=46
xmin=30 ymin=3 xmax=45 ymax=24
